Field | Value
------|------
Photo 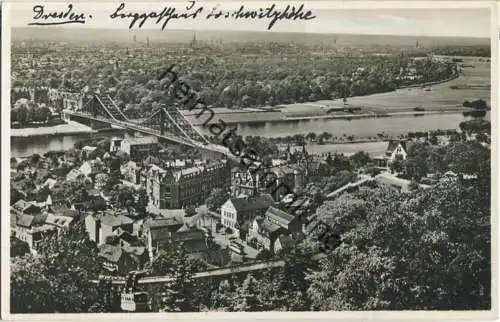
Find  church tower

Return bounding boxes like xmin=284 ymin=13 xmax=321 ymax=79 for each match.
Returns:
xmin=190 ymin=31 xmax=198 ymax=48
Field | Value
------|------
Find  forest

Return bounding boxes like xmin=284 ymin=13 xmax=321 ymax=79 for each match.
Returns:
xmin=11 ymin=42 xmax=458 ymax=121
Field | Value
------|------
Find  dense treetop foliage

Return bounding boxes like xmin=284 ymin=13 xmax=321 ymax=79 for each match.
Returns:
xmin=11 ymin=223 xmax=105 ymax=313
xmin=12 ymin=42 xmax=460 ymax=119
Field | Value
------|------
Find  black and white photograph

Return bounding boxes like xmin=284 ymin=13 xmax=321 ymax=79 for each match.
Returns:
xmin=2 ymin=0 xmax=496 ymax=318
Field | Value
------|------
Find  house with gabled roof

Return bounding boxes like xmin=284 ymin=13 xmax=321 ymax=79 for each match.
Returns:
xmin=143 ymin=217 xmax=183 ymax=260
xmin=98 ymin=244 xmax=143 ymax=273
xmin=45 ymin=213 xmax=74 ymax=231
xmin=85 ymin=211 xmax=134 ymax=246
xmin=13 ymin=212 xmax=55 ymax=251
xmin=170 ymin=229 xmax=209 ymax=259
xmin=220 ymin=193 xmax=275 ymax=239
xmin=120 ymin=136 xmax=159 ymax=161
xmin=66 ymin=168 xmax=83 ymax=181
xmin=11 ymin=199 xmax=41 ymax=216
xmin=247 ymin=206 xmax=299 ymax=252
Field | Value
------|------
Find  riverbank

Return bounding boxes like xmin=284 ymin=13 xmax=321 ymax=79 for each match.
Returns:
xmin=185 ymin=106 xmax=471 ymax=125
xmin=289 ymin=141 xmax=389 ymax=157
xmin=10 ymin=121 xmax=96 ymax=138
xmin=184 ymin=57 xmax=489 ymax=125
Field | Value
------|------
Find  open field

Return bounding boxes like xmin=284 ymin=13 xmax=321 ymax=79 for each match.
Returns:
xmin=181 ymin=55 xmax=490 ymax=125
xmin=278 ymin=56 xmax=490 ymax=117
xmin=340 ymin=57 xmax=490 ymax=111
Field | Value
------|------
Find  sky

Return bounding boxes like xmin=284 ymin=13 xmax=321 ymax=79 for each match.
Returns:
xmin=6 ymin=2 xmax=493 ymax=38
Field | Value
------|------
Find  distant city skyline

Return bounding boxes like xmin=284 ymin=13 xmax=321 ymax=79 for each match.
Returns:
xmin=6 ymin=3 xmax=492 ymax=38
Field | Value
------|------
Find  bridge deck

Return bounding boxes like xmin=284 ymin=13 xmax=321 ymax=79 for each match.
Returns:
xmin=64 ymin=110 xmax=237 ymax=160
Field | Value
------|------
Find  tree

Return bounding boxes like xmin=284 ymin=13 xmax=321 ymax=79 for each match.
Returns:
xmin=135 ymin=188 xmax=149 ymax=215
xmin=350 ymin=151 xmax=371 ymax=168
xmin=210 ymin=279 xmax=235 ymax=311
xmin=112 ymin=185 xmax=135 ymax=211
xmin=232 ymin=274 xmax=262 ymax=311
xmin=429 ymin=133 xmax=439 ymax=145
xmin=205 ymin=188 xmax=229 ymax=211
xmin=307 ymin=170 xmax=490 ymax=310
xmin=155 ymin=246 xmax=198 ymax=312
xmin=105 ymin=170 xmax=121 ymax=192
xmin=322 ymin=170 xmax=357 ymax=194
xmin=405 ymin=156 xmax=428 ymax=181
xmin=389 ymin=157 xmax=405 ymax=173
xmin=10 ymin=237 xmax=30 ymax=258
xmin=305 ymin=132 xmax=317 ymax=141
xmin=11 ymin=223 xmax=105 ymax=313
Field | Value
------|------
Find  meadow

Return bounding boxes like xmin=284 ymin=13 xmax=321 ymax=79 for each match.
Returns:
xmin=345 ymin=57 xmax=490 ymax=111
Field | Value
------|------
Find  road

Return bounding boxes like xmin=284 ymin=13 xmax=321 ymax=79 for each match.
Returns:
xmin=93 ymin=260 xmax=285 ymax=285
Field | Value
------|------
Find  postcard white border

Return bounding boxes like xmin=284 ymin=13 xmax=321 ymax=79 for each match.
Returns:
xmin=2 ymin=0 xmax=498 ymax=321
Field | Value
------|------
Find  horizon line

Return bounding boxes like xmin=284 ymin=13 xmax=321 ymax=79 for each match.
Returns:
xmin=11 ymin=26 xmax=491 ymax=40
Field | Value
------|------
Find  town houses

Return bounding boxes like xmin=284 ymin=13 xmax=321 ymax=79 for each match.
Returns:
xmin=143 ymin=159 xmax=231 ymax=209
xmin=10 ymin=124 xmax=472 ymax=276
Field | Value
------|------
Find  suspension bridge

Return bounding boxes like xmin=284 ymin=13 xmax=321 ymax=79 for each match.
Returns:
xmin=62 ymin=93 xmax=236 ymax=160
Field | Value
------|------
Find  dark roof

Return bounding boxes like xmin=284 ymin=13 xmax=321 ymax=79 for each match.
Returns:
xmin=265 ymin=207 xmax=295 ymax=228
xmin=171 ymin=230 xmax=207 ymax=253
xmin=12 ymin=200 xmax=40 ymax=214
xmin=171 ymin=230 xmax=204 ymax=243
xmin=276 ymin=234 xmax=294 ymax=249
xmin=144 ymin=217 xmax=182 ymax=230
xmin=98 ymin=244 xmax=122 ymax=263
xmin=32 ymin=213 xmax=48 ymax=225
xmin=118 ymin=231 xmax=141 ymax=246
xmin=228 ymin=194 xmax=275 ymax=213
xmin=50 ymin=205 xmax=78 ymax=218
xmin=260 ymin=219 xmax=282 ymax=236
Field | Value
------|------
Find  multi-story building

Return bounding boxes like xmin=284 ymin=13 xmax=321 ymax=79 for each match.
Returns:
xmin=231 ymin=168 xmax=259 ymax=197
xmin=247 ymin=206 xmax=300 ymax=253
xmin=146 ymin=160 xmax=231 ymax=209
xmin=12 ymin=212 xmax=56 ymax=251
xmin=85 ymin=211 xmax=134 ymax=246
xmin=220 ymin=193 xmax=275 ymax=239
xmin=142 ymin=217 xmax=184 ymax=260
xmin=120 ymin=136 xmax=159 ymax=161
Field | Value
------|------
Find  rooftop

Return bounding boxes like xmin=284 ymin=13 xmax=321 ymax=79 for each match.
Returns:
xmin=265 ymin=206 xmax=295 ymax=228
xmin=259 ymin=219 xmax=282 ymax=236
xmin=144 ymin=217 xmax=182 ymax=229
xmin=98 ymin=244 xmax=122 ymax=263
xmin=45 ymin=213 xmax=74 ymax=228
xmin=228 ymin=193 xmax=275 ymax=213
xmin=99 ymin=214 xmax=134 ymax=227
xmin=12 ymin=199 xmax=40 ymax=214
